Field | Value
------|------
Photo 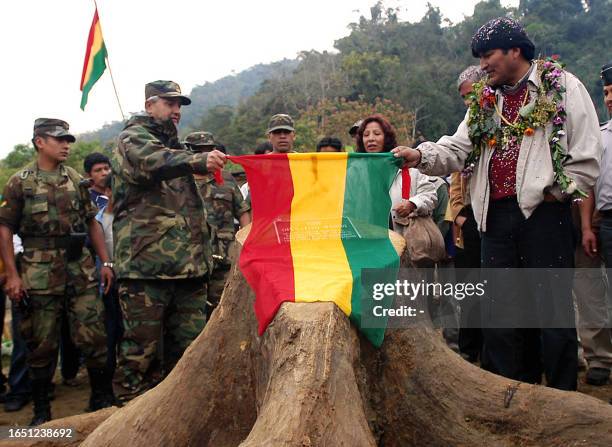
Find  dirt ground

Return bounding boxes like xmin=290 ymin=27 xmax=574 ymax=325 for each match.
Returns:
xmin=0 ymin=357 xmax=610 ymax=427
xmin=0 ymin=367 xmax=90 ymax=426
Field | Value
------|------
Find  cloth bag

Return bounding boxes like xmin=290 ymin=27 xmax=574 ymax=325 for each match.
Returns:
xmin=394 ymin=168 xmax=446 ymax=266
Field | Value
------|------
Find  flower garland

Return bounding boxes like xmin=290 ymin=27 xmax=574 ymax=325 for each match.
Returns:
xmin=464 ymin=56 xmax=585 ymax=199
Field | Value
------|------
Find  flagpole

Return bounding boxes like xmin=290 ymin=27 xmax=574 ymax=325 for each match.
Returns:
xmin=93 ymin=0 xmax=126 ymax=120
xmin=105 ymin=55 xmax=126 ymax=120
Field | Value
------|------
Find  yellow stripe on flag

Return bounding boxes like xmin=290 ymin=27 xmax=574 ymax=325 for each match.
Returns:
xmin=83 ymin=21 xmax=104 ymax=86
xmin=288 ymin=153 xmax=354 ymax=314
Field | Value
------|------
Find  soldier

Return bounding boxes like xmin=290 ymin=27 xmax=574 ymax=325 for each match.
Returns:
xmin=184 ymin=132 xmax=251 ymax=317
xmin=575 ymin=61 xmax=612 ymax=386
xmin=0 ymin=118 xmax=115 ymax=425
xmin=240 ymin=116 xmax=296 ymax=200
xmin=111 ymin=81 xmax=226 ymax=399
xmin=267 ymin=114 xmax=296 ymax=153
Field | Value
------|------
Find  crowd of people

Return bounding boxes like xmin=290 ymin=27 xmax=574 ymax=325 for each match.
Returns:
xmin=0 ymin=16 xmax=610 ymax=426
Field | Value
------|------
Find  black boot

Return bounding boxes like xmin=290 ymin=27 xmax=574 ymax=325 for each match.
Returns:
xmin=88 ymin=368 xmax=120 ymax=411
xmin=87 ymin=368 xmax=106 ymax=411
xmin=102 ymin=368 xmax=122 ymax=408
xmin=29 ymin=378 xmax=51 ymax=426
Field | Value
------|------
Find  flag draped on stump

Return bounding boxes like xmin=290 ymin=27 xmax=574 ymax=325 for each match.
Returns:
xmin=80 ymin=9 xmax=107 ymax=110
xmin=229 ymin=152 xmax=402 ymax=347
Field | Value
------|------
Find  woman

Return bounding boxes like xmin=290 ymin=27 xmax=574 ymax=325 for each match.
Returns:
xmin=356 ymin=114 xmax=438 ymax=232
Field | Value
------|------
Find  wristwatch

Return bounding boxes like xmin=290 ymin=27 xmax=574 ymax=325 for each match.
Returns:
xmin=102 ymin=261 xmax=114 ymax=269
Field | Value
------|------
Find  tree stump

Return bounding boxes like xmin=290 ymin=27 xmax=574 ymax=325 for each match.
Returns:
xmin=4 ymin=227 xmax=612 ymax=447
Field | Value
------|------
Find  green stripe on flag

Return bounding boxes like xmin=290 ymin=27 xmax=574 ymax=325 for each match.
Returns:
xmin=80 ymin=44 xmax=107 ymax=110
xmin=342 ymin=153 xmax=402 ymax=347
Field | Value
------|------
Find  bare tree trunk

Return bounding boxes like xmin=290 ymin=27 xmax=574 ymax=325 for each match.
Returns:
xmin=4 ymin=228 xmax=612 ymax=447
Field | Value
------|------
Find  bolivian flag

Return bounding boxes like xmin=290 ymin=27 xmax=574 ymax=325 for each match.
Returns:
xmin=230 ymin=153 xmax=402 ymax=346
xmin=80 ymin=9 xmax=107 ymax=110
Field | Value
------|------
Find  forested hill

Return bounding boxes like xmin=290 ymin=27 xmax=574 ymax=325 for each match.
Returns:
xmin=78 ymin=58 xmax=299 ymax=143
xmin=183 ymin=0 xmax=612 ymax=152
xmin=1 ymin=0 xmax=611 ymax=187
xmin=180 ymin=59 xmax=300 ymax=131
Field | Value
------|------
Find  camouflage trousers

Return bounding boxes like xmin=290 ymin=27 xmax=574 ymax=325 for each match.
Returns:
xmin=116 ymin=278 xmax=207 ymax=392
xmin=206 ymin=265 xmax=231 ymax=318
xmin=20 ymin=286 xmax=108 ymax=373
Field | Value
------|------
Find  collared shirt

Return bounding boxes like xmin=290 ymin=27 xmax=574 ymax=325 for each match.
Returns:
xmin=596 ymin=120 xmax=612 ymax=211
xmin=417 ymin=66 xmax=601 ymax=232
xmin=489 ymin=82 xmax=529 ymax=200
xmin=90 ymin=189 xmax=109 ymax=210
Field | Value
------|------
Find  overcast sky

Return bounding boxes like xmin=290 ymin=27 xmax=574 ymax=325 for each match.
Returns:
xmin=0 ymin=0 xmax=517 ymax=157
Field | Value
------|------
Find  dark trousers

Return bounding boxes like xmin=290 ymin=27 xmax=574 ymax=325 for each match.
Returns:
xmin=0 ymin=290 xmax=6 ymax=394
xmin=454 ymin=208 xmax=483 ymax=362
xmin=6 ymin=300 xmax=31 ymax=398
xmin=600 ymin=215 xmax=612 ymax=267
xmin=103 ymin=285 xmax=123 ymax=371
xmin=59 ymin=310 xmax=81 ymax=379
xmin=481 ymin=198 xmax=578 ymax=391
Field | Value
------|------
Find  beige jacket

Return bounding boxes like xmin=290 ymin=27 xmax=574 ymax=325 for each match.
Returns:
xmin=416 ymin=67 xmax=601 ymax=232
xmin=389 ymin=168 xmax=439 ymax=233
xmin=449 ymin=172 xmax=468 ymax=248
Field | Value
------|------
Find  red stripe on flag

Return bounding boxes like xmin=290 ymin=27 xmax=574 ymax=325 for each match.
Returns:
xmin=401 ymin=166 xmax=411 ymax=199
xmin=80 ymin=10 xmax=99 ymax=90
xmin=229 ymin=155 xmax=296 ymax=334
xmin=214 ymin=169 xmax=223 ymax=185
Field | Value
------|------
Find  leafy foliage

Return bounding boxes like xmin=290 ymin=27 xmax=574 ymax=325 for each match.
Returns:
xmin=294 ymin=97 xmax=415 ymax=151
xmin=2 ymin=0 xmax=610 ymax=190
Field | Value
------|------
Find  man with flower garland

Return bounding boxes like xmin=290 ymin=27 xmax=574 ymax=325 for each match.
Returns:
xmin=393 ymin=17 xmax=601 ymax=390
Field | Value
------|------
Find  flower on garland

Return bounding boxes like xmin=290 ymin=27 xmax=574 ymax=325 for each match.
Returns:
xmin=479 ymin=86 xmax=496 ymax=109
xmin=464 ymin=56 xmax=586 ymax=199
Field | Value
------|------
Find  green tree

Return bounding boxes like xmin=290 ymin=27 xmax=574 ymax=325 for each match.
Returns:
xmin=3 ymin=144 xmax=35 ymax=169
xmin=294 ymin=97 xmax=415 ymax=151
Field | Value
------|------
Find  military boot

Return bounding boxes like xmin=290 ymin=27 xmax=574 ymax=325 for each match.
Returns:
xmin=87 ymin=368 xmax=107 ymax=411
xmin=101 ymin=367 xmax=121 ymax=408
xmin=29 ymin=378 xmax=51 ymax=426
xmin=88 ymin=368 xmax=121 ymax=411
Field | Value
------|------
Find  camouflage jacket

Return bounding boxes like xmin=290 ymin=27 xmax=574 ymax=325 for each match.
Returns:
xmin=111 ymin=114 xmax=212 ymax=280
xmin=0 ymin=161 xmax=97 ymax=295
xmin=195 ymin=172 xmax=250 ymax=267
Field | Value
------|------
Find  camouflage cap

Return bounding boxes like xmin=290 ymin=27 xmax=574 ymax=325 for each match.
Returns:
xmin=349 ymin=119 xmax=363 ymax=136
xmin=145 ymin=80 xmax=191 ymax=106
xmin=267 ymin=114 xmax=295 ymax=133
xmin=184 ymin=131 xmax=216 ymax=147
xmin=33 ymin=118 xmax=75 ymax=142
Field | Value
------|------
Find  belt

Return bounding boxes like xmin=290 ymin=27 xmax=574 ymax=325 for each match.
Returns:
xmin=543 ymin=192 xmax=560 ymax=202
xmin=600 ymin=209 xmax=612 ymax=218
xmin=22 ymin=236 xmax=72 ymax=250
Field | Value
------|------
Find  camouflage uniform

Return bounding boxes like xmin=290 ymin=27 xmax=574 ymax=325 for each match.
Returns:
xmin=185 ymin=132 xmax=250 ymax=315
xmin=0 ymin=124 xmax=107 ymax=379
xmin=111 ymin=81 xmax=212 ymax=394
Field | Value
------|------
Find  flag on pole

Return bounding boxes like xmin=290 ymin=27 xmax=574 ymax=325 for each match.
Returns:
xmin=80 ymin=8 xmax=107 ymax=110
xmin=229 ymin=153 xmax=402 ymax=346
